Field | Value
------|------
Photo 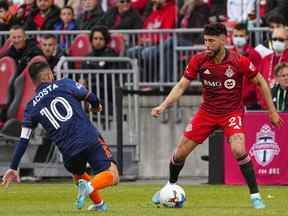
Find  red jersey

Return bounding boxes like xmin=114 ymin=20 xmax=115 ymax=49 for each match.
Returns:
xmin=184 ymin=50 xmax=258 ymax=114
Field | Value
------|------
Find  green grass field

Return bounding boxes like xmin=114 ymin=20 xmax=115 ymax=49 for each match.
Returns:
xmin=0 ymin=182 xmax=287 ymax=216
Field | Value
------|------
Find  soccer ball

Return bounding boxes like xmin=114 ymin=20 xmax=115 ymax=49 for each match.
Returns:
xmin=159 ymin=184 xmax=186 ymax=208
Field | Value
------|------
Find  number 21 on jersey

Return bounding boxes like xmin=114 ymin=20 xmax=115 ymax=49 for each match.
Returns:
xmin=228 ymin=116 xmax=242 ymax=130
xmin=40 ymin=97 xmax=73 ymax=129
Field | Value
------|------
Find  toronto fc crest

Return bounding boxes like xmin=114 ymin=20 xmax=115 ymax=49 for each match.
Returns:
xmin=249 ymin=124 xmax=280 ymax=167
xmin=225 ymin=66 xmax=234 ymax=78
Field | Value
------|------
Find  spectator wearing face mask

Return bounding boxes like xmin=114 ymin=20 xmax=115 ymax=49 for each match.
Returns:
xmin=258 ymin=27 xmax=288 ymax=109
xmin=261 ymin=14 xmax=287 ymax=50
xmin=272 ymin=63 xmax=288 ymax=111
xmin=232 ymin=23 xmax=262 ymax=110
xmin=259 ymin=27 xmax=288 ymax=88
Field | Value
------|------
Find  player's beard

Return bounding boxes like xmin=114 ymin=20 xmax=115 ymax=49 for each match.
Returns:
xmin=208 ymin=47 xmax=221 ymax=59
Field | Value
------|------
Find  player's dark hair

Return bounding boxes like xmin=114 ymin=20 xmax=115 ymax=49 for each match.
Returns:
xmin=90 ymin=25 xmax=111 ymax=44
xmin=29 ymin=61 xmax=50 ymax=82
xmin=203 ymin=23 xmax=227 ymax=36
xmin=274 ymin=62 xmax=288 ymax=76
xmin=234 ymin=23 xmax=248 ymax=35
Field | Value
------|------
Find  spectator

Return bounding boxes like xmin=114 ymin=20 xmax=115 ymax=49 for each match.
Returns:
xmin=98 ymin=0 xmax=143 ymax=30
xmin=54 ymin=0 xmax=82 ymax=17
xmin=272 ymin=63 xmax=288 ymax=111
xmin=55 ymin=6 xmax=77 ymax=31
xmin=131 ymin=0 xmax=149 ymax=15
xmin=140 ymin=0 xmax=177 ymax=44
xmin=260 ymin=27 xmax=288 ymax=87
xmin=24 ymin=0 xmax=60 ymax=30
xmin=265 ymin=0 xmax=288 ymax=25
xmin=265 ymin=14 xmax=286 ymax=30
xmin=10 ymin=0 xmax=34 ymax=26
xmin=81 ymin=25 xmax=118 ymax=70
xmin=209 ymin=0 xmax=226 ymax=23
xmin=81 ymin=26 xmax=118 ymax=118
xmin=232 ymin=23 xmax=262 ymax=109
xmin=227 ymin=0 xmax=256 ymax=23
xmin=6 ymin=25 xmax=43 ymax=77
xmin=0 ymin=25 xmax=43 ymax=124
xmin=39 ymin=34 xmax=67 ymax=71
xmin=178 ymin=0 xmax=210 ymax=45
xmin=263 ymin=15 xmax=286 ymax=50
xmin=159 ymin=0 xmax=209 ymax=82
xmin=0 ymin=1 xmax=11 ymax=30
xmin=258 ymin=27 xmax=288 ymax=109
xmin=76 ymin=0 xmax=104 ymax=30
xmin=54 ymin=6 xmax=77 ymax=50
xmin=126 ymin=0 xmax=177 ymax=81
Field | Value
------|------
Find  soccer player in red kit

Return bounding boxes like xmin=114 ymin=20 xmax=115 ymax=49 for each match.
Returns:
xmin=151 ymin=23 xmax=284 ymax=209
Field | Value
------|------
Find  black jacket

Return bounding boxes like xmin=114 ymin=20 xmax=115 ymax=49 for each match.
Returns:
xmin=81 ymin=47 xmax=118 ymax=69
xmin=76 ymin=7 xmax=104 ymax=30
xmin=178 ymin=3 xmax=210 ymax=44
xmin=46 ymin=48 xmax=67 ymax=70
xmin=7 ymin=39 xmax=43 ymax=75
xmin=23 ymin=5 xmax=60 ymax=30
xmin=98 ymin=7 xmax=143 ymax=29
xmin=272 ymin=84 xmax=288 ymax=112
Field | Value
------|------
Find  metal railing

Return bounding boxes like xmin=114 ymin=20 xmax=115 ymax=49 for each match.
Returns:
xmin=55 ymin=57 xmax=140 ymax=171
xmin=0 ymin=28 xmax=271 ymax=87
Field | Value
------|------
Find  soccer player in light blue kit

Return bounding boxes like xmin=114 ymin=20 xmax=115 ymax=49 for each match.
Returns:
xmin=2 ymin=61 xmax=119 ymax=211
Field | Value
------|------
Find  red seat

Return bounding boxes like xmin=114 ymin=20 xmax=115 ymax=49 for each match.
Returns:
xmin=69 ymin=34 xmax=92 ymax=68
xmin=109 ymin=34 xmax=125 ymax=56
xmin=0 ymin=39 xmax=12 ymax=58
xmin=0 ymin=57 xmax=16 ymax=108
xmin=7 ymin=56 xmax=46 ymax=121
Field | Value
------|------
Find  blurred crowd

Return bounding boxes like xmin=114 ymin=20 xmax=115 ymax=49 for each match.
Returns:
xmin=0 ymin=0 xmax=288 ymax=131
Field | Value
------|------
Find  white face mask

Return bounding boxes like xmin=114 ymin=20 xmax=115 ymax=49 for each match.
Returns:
xmin=233 ymin=36 xmax=247 ymax=48
xmin=272 ymin=40 xmax=286 ymax=53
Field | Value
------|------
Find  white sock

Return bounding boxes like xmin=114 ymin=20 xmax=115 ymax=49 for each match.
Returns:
xmin=94 ymin=200 xmax=104 ymax=207
xmin=167 ymin=181 xmax=175 ymax=186
xmin=250 ymin=193 xmax=261 ymax=199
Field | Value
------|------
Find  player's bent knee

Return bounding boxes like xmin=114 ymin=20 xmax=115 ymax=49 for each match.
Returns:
xmin=109 ymin=162 xmax=120 ymax=185
xmin=232 ymin=150 xmax=247 ymax=160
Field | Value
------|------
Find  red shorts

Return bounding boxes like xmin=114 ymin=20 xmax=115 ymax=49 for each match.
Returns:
xmin=183 ymin=109 xmax=244 ymax=144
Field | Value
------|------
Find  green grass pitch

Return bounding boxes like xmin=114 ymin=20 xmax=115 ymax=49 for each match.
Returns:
xmin=0 ymin=183 xmax=287 ymax=216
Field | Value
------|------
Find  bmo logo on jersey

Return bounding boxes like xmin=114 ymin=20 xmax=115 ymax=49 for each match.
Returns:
xmin=224 ymin=79 xmax=236 ymax=89
xmin=203 ymin=79 xmax=221 ymax=87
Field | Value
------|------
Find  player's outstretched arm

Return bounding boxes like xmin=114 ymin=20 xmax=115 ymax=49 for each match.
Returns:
xmin=151 ymin=76 xmax=190 ymax=118
xmin=1 ymin=127 xmax=32 ymax=188
xmin=251 ymin=73 xmax=284 ymax=127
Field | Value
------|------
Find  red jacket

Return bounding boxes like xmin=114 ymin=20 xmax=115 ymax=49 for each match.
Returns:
xmin=258 ymin=49 xmax=288 ymax=109
xmin=140 ymin=1 xmax=177 ymax=44
xmin=232 ymin=44 xmax=262 ymax=107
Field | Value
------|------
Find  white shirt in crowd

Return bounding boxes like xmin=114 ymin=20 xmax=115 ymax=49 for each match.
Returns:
xmin=227 ymin=0 xmax=256 ymax=23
